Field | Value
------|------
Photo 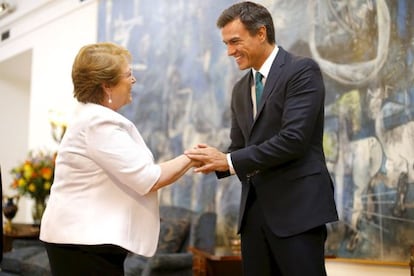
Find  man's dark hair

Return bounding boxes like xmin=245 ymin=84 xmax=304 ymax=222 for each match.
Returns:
xmin=216 ymin=1 xmax=276 ymax=44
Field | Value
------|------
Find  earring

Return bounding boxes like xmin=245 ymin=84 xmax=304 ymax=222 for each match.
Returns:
xmin=108 ymin=96 xmax=112 ymax=104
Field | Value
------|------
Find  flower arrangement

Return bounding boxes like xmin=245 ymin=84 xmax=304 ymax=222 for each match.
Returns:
xmin=10 ymin=150 xmax=56 ymax=202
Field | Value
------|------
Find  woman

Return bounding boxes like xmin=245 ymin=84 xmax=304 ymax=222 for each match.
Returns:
xmin=40 ymin=42 xmax=197 ymax=275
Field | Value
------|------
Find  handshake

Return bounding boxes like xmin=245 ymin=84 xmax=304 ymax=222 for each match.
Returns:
xmin=184 ymin=143 xmax=229 ymax=174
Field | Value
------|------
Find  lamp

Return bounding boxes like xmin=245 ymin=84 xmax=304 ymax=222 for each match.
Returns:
xmin=0 ymin=0 xmax=16 ymax=19
xmin=49 ymin=109 xmax=67 ymax=144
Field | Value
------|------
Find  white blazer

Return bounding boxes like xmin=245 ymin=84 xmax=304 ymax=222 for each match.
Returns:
xmin=40 ymin=103 xmax=161 ymax=256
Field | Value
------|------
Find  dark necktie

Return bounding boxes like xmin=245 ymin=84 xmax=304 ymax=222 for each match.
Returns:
xmin=255 ymin=71 xmax=264 ymax=109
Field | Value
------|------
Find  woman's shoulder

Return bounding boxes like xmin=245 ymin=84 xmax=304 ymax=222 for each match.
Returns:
xmin=78 ymin=103 xmax=132 ymax=125
xmin=66 ymin=103 xmax=135 ymax=136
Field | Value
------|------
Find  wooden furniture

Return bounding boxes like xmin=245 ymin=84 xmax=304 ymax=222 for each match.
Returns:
xmin=410 ymin=245 xmax=414 ymax=276
xmin=189 ymin=246 xmax=242 ymax=276
xmin=3 ymin=223 xmax=40 ymax=252
xmin=0 ymin=165 xmax=3 ymax=256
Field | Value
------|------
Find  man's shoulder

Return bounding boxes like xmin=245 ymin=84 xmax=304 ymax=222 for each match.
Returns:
xmin=279 ymin=47 xmax=319 ymax=68
xmin=234 ymin=70 xmax=252 ymax=87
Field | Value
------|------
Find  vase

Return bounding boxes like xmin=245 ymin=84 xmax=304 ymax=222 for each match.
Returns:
xmin=3 ymin=195 xmax=20 ymax=233
xmin=32 ymin=198 xmax=46 ymax=225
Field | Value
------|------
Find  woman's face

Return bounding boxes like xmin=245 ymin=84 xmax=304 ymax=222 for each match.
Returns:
xmin=110 ymin=63 xmax=136 ymax=110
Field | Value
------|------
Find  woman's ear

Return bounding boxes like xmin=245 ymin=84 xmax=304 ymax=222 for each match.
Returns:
xmin=102 ymin=83 xmax=113 ymax=105
xmin=101 ymin=82 xmax=111 ymax=91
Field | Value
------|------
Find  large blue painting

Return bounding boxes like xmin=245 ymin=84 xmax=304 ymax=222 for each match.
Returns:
xmin=98 ymin=0 xmax=414 ymax=263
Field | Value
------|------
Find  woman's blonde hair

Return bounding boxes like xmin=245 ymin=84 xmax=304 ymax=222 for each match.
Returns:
xmin=72 ymin=42 xmax=132 ymax=104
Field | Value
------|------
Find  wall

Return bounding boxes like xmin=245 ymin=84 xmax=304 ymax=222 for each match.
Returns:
xmin=0 ymin=49 xmax=31 ymax=221
xmin=99 ymin=0 xmax=414 ymax=265
xmin=0 ymin=0 xmax=98 ymax=222
xmin=325 ymin=259 xmax=409 ymax=276
xmin=0 ymin=0 xmax=411 ymax=275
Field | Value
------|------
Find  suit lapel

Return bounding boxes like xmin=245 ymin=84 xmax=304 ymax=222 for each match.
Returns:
xmin=253 ymin=47 xmax=287 ymax=122
xmin=242 ymin=73 xmax=254 ymax=131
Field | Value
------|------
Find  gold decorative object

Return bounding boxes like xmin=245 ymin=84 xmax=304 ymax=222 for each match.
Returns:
xmin=3 ymin=195 xmax=19 ymax=233
xmin=229 ymin=236 xmax=241 ymax=254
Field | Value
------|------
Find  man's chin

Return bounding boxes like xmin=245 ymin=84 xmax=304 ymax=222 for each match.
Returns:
xmin=236 ymin=63 xmax=249 ymax=71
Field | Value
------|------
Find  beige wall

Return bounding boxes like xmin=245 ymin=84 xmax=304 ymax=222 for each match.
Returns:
xmin=326 ymin=259 xmax=409 ymax=276
xmin=0 ymin=0 xmax=98 ymax=222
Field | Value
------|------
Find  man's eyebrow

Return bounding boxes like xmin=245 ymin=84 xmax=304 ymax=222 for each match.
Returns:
xmin=223 ymin=37 xmax=241 ymax=44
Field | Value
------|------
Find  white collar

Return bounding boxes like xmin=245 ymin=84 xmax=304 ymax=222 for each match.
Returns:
xmin=252 ymin=45 xmax=279 ymax=80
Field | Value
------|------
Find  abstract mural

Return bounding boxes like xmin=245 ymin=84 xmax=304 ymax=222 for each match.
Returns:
xmin=98 ymin=0 xmax=414 ymax=263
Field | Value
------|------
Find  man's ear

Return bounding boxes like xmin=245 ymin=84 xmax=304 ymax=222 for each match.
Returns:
xmin=258 ymin=26 xmax=267 ymax=42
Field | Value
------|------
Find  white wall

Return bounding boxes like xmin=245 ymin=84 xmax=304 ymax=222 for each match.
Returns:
xmin=0 ymin=0 xmax=98 ymax=222
xmin=0 ymin=0 xmax=410 ymax=275
xmin=0 ymin=50 xmax=31 ymax=215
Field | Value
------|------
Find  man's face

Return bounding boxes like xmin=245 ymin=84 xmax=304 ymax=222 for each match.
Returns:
xmin=221 ymin=18 xmax=265 ymax=71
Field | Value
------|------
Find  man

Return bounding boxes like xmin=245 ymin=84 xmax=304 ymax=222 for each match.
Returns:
xmin=185 ymin=2 xmax=338 ymax=276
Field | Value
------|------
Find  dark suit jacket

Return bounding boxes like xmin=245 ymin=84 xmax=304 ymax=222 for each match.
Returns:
xmin=221 ymin=47 xmax=338 ymax=237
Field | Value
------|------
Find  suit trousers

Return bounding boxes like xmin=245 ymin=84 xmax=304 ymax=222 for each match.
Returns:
xmin=240 ymin=187 xmax=328 ymax=276
xmin=43 ymin=242 xmax=128 ymax=276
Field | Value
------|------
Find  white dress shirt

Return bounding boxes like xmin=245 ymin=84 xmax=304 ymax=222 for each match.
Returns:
xmin=40 ymin=103 xmax=162 ymax=256
xmin=251 ymin=46 xmax=279 ymax=118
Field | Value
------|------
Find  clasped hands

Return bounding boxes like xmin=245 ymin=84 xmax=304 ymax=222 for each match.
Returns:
xmin=185 ymin=144 xmax=229 ymax=174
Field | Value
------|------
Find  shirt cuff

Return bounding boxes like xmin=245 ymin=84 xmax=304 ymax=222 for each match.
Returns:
xmin=226 ymin=153 xmax=235 ymax=175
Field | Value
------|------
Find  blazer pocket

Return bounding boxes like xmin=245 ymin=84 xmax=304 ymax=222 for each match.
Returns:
xmin=284 ymin=162 xmax=322 ymax=181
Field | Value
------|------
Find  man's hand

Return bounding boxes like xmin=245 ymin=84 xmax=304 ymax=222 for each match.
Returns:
xmin=184 ymin=144 xmax=229 ymax=174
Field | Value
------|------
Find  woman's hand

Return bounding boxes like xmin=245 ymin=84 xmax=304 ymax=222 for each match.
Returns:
xmin=184 ymin=144 xmax=229 ymax=174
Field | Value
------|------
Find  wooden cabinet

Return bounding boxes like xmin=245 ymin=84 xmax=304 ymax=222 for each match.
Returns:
xmin=3 ymin=223 xmax=40 ymax=252
xmin=189 ymin=246 xmax=242 ymax=276
xmin=410 ymin=245 xmax=414 ymax=276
